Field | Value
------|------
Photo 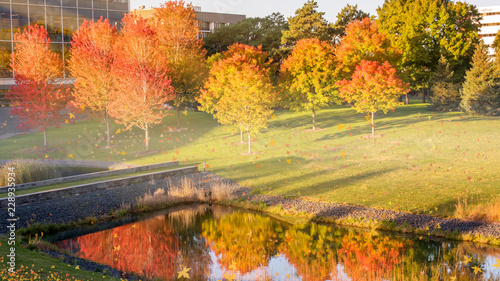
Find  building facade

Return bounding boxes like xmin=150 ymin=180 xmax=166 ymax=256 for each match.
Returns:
xmin=478 ymin=5 xmax=500 ymax=58
xmin=0 ymin=0 xmax=129 ymax=88
xmin=134 ymin=6 xmax=245 ymax=38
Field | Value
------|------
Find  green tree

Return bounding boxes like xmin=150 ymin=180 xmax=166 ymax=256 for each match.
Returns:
xmin=377 ymin=0 xmax=480 ymax=101
xmin=460 ymin=42 xmax=500 ymax=116
xmin=332 ymin=4 xmax=370 ymax=41
xmin=429 ymin=56 xmax=461 ymax=112
xmin=203 ymin=13 xmax=288 ymax=62
xmin=281 ymin=38 xmax=340 ymax=130
xmin=281 ymin=0 xmax=332 ymax=49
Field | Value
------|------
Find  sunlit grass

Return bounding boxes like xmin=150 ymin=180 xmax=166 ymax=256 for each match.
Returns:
xmin=0 ymin=100 xmax=499 ymax=218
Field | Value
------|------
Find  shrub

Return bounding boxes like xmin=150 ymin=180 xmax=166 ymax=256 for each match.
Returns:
xmin=0 ymin=159 xmax=60 ymax=186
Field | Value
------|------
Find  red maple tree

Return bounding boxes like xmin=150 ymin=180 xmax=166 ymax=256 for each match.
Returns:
xmin=108 ymin=13 xmax=174 ymax=151
xmin=336 ymin=60 xmax=409 ymax=136
xmin=6 ymin=24 xmax=72 ymax=148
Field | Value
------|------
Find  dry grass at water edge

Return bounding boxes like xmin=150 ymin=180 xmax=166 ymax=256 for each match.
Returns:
xmin=137 ymin=176 xmax=241 ymax=207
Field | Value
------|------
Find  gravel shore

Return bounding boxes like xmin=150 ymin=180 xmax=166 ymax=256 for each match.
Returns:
xmin=1 ymin=172 xmax=499 ymax=240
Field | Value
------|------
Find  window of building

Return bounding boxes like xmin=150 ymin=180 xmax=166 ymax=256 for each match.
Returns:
xmin=46 ymin=6 xmax=62 ymax=42
xmin=0 ymin=41 xmax=11 ymax=78
xmin=0 ymin=5 xmax=12 ymax=40
xmin=481 ymin=22 xmax=500 ymax=27
xmin=200 ymin=21 xmax=210 ymax=30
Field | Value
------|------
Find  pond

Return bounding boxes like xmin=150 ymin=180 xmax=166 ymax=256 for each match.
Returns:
xmin=50 ymin=204 xmax=500 ymax=281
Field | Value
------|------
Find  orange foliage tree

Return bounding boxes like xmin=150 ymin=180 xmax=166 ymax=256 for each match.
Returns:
xmin=108 ymin=14 xmax=174 ymax=151
xmin=68 ymin=18 xmax=118 ymax=148
xmin=6 ymin=24 xmax=72 ymax=148
xmin=336 ymin=60 xmax=409 ymax=136
xmin=336 ymin=18 xmax=401 ymax=79
xmin=280 ymin=38 xmax=340 ymax=130
xmin=198 ymin=44 xmax=276 ymax=153
xmin=151 ymin=1 xmax=208 ymax=127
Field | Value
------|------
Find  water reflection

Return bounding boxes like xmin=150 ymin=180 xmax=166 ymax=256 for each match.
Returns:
xmin=55 ymin=205 xmax=500 ymax=281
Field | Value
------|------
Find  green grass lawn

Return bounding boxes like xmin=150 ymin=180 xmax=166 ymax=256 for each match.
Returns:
xmin=1 ymin=101 xmax=499 ymax=218
xmin=0 ymin=236 xmax=122 ymax=280
xmin=0 ymin=164 xmax=192 ymax=198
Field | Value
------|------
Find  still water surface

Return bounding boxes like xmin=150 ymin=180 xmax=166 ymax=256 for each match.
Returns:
xmin=52 ymin=205 xmax=500 ymax=281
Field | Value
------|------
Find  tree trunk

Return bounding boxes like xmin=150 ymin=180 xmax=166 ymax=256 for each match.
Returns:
xmin=422 ymin=89 xmax=426 ymax=103
xmin=371 ymin=112 xmax=375 ymax=136
xmin=406 ymin=94 xmax=409 ymax=105
xmin=176 ymin=106 xmax=181 ymax=128
xmin=145 ymin=123 xmax=149 ymax=151
xmin=43 ymin=129 xmax=47 ymax=148
xmin=312 ymin=107 xmax=316 ymax=130
xmin=247 ymin=132 xmax=251 ymax=154
xmin=105 ymin=113 xmax=111 ymax=148
xmin=240 ymin=126 xmax=243 ymax=143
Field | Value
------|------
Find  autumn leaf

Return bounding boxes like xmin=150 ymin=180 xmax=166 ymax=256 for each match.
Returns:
xmin=471 ymin=266 xmax=482 ymax=275
xmin=270 ymin=139 xmax=276 ymax=146
xmin=463 ymin=255 xmax=472 ymax=265
xmin=286 ymin=159 xmax=291 ymax=164
xmin=120 ymin=150 xmax=126 ymax=155
xmin=338 ymin=123 xmax=345 ymax=131
xmin=68 ymin=154 xmax=74 ymax=159
xmin=177 ymin=266 xmax=191 ymax=279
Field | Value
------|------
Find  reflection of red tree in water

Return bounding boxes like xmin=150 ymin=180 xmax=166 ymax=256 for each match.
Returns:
xmin=57 ymin=216 xmax=179 ymax=280
xmin=339 ymin=231 xmax=410 ymax=280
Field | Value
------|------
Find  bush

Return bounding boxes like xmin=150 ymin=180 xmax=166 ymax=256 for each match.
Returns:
xmin=0 ymin=159 xmax=61 ymax=186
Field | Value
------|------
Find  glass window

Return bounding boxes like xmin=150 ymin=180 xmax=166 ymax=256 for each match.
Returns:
xmin=94 ymin=0 xmax=106 ymax=9
xmin=78 ymin=0 xmax=91 ymax=9
xmin=46 ymin=0 xmax=61 ymax=6
xmin=11 ymin=4 xmax=29 ymax=34
xmin=62 ymin=0 xmax=76 ymax=7
xmin=93 ymin=9 xmax=106 ymax=21
xmin=29 ymin=5 xmax=45 ymax=26
xmin=200 ymin=21 xmax=210 ymax=30
xmin=0 ymin=42 xmax=12 ymax=78
xmin=62 ymin=8 xmax=77 ymax=42
xmin=29 ymin=0 xmax=45 ymax=5
xmin=46 ymin=6 xmax=62 ymax=42
xmin=78 ymin=8 xmax=91 ymax=25
xmin=0 ymin=5 xmax=11 ymax=40
xmin=109 ymin=0 xmax=127 ymax=11
xmin=12 ymin=0 xmax=28 ymax=4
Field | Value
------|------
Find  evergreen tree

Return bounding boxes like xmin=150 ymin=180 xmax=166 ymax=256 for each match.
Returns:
xmin=332 ymin=4 xmax=370 ymax=41
xmin=460 ymin=43 xmax=500 ymax=115
xmin=281 ymin=0 xmax=332 ymax=48
xmin=429 ymin=56 xmax=461 ymax=112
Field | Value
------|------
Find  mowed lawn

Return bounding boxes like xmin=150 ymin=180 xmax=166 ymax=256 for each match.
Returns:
xmin=1 ymin=101 xmax=499 ymax=218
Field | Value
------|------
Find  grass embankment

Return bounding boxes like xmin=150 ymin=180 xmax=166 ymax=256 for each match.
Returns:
xmin=0 ymin=164 xmax=192 ymax=198
xmin=0 ymin=236 xmax=122 ymax=280
xmin=1 ymin=100 xmax=499 ymax=219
